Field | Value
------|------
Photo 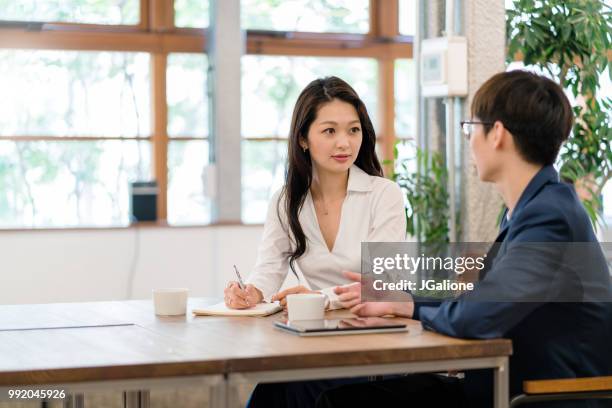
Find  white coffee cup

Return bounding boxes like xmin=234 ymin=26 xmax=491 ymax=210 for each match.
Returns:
xmin=153 ymin=288 xmax=188 ymax=316
xmin=286 ymin=293 xmax=326 ymax=321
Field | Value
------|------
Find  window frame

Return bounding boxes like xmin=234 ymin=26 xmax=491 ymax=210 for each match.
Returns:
xmin=0 ymin=0 xmax=413 ymax=229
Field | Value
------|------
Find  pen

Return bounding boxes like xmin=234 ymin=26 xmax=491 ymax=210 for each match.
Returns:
xmin=233 ymin=264 xmax=246 ymax=290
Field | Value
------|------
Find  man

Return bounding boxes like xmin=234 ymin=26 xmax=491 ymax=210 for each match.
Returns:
xmin=321 ymin=70 xmax=612 ymax=407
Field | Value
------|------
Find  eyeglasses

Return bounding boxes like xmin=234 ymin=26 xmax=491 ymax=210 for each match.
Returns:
xmin=460 ymin=121 xmax=494 ymax=140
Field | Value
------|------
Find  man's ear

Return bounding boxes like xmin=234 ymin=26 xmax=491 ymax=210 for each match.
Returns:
xmin=491 ymin=121 xmax=506 ymax=149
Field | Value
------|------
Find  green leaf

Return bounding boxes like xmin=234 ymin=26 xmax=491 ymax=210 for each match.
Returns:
xmin=506 ymin=0 xmax=610 ymax=227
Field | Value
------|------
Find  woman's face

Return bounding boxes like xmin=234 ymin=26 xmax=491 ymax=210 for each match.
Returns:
xmin=302 ymin=98 xmax=363 ymax=176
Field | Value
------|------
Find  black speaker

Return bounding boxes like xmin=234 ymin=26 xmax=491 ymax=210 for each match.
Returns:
xmin=130 ymin=181 xmax=158 ymax=222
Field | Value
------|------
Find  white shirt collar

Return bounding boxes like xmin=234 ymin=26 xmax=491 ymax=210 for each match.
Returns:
xmin=347 ymin=164 xmax=373 ymax=192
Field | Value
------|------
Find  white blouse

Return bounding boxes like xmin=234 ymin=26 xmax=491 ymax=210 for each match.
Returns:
xmin=246 ymin=165 xmax=407 ymax=308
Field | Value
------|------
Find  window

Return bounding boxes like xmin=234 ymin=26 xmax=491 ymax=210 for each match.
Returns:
xmin=167 ymin=53 xmax=209 ymax=138
xmin=174 ymin=0 xmax=209 ymax=28
xmin=0 ymin=0 xmax=414 ymax=229
xmin=398 ymin=0 xmax=417 ymax=36
xmin=394 ymin=58 xmax=417 ymax=171
xmin=242 ymin=56 xmax=378 ymax=138
xmin=0 ymin=0 xmax=139 ymax=25
xmin=168 ymin=140 xmax=210 ymax=225
xmin=0 ymin=50 xmax=150 ymax=137
xmin=395 ymin=58 xmax=416 ymax=138
xmin=241 ymin=0 xmax=369 ymax=33
xmin=242 ymin=140 xmax=287 ymax=223
xmin=0 ymin=50 xmax=150 ymax=228
xmin=167 ymin=53 xmax=210 ymax=225
xmin=0 ymin=140 xmax=151 ymax=227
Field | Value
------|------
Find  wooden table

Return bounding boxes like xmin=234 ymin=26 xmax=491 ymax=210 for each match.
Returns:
xmin=0 ymin=298 xmax=512 ymax=408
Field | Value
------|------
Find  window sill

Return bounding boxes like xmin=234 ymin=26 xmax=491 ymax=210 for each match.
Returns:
xmin=0 ymin=220 xmax=264 ymax=233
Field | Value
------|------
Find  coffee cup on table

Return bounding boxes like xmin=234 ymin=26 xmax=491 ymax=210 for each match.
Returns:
xmin=286 ymin=293 xmax=326 ymax=321
xmin=153 ymin=288 xmax=188 ymax=316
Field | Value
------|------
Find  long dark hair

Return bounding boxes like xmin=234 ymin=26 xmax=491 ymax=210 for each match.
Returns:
xmin=280 ymin=76 xmax=383 ymax=276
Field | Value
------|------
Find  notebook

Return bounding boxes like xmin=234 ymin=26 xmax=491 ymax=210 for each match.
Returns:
xmin=192 ymin=301 xmax=283 ymax=317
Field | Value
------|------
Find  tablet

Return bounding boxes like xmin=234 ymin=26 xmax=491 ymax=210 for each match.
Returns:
xmin=274 ymin=317 xmax=408 ymax=336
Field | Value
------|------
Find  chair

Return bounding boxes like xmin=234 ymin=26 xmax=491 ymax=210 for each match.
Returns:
xmin=510 ymin=376 xmax=612 ymax=407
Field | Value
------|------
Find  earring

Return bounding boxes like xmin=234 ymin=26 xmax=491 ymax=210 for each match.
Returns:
xmin=302 ymin=146 xmax=307 ymax=153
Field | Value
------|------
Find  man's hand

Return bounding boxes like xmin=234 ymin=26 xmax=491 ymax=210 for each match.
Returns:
xmin=224 ymin=282 xmax=263 ymax=309
xmin=350 ymin=302 xmax=396 ymax=317
xmin=272 ymin=285 xmax=318 ymax=308
xmin=334 ymin=271 xmax=362 ymax=309
xmin=351 ymin=299 xmax=415 ymax=318
xmin=337 ymin=270 xmax=415 ymax=318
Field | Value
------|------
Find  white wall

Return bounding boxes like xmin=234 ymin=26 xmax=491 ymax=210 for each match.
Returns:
xmin=2 ymin=216 xmax=608 ymax=306
xmin=0 ymin=225 xmax=270 ymax=305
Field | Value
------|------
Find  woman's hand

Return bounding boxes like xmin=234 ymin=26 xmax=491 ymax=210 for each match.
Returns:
xmin=271 ymin=285 xmax=318 ymax=308
xmin=224 ymin=281 xmax=263 ymax=309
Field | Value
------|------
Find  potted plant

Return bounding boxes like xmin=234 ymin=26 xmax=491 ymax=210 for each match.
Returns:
xmin=390 ymin=144 xmax=451 ymax=247
xmin=389 ymin=144 xmax=459 ymax=298
xmin=506 ymin=0 xmax=611 ymax=227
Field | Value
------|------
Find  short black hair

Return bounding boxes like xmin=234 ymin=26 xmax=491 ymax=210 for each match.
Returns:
xmin=471 ymin=70 xmax=573 ymax=166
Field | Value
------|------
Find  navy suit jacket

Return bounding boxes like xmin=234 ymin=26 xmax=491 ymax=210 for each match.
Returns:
xmin=413 ymin=165 xmax=612 ymax=407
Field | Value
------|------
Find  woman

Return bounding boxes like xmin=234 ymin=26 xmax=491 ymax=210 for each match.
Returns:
xmin=224 ymin=76 xmax=406 ymax=310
